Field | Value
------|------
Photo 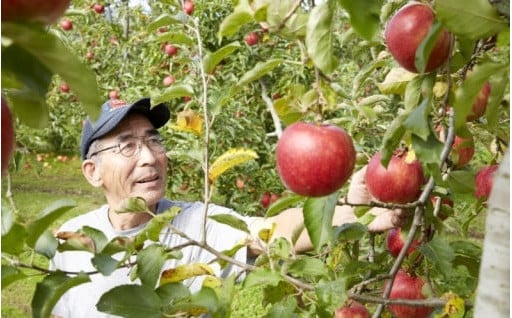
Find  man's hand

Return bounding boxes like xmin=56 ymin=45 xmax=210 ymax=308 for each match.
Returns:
xmin=347 ymin=166 xmax=407 ymax=232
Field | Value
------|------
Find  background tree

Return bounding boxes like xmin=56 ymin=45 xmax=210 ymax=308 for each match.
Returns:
xmin=1 ymin=0 xmax=509 ymax=317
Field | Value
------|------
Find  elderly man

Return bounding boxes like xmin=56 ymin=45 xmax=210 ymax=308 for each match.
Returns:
xmin=50 ymin=98 xmax=402 ymax=317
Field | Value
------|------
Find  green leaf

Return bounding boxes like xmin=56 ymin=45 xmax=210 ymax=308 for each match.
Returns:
xmin=303 ymin=193 xmax=338 ymax=252
xmin=218 ymin=10 xmax=253 ymax=40
xmin=414 ymin=20 xmax=445 ymax=74
xmin=172 ymin=287 xmax=219 ymax=316
xmin=243 ymin=268 xmax=284 ymax=288
xmin=32 ymin=271 xmax=90 ymax=318
xmin=435 ymin=0 xmax=508 ymax=40
xmin=81 ymin=226 xmax=109 ymax=253
xmin=1 ymin=222 xmax=27 ymax=255
xmin=315 ymin=277 xmax=347 ymax=314
xmin=305 ymin=1 xmax=337 ymax=74
xmin=236 ymin=59 xmax=283 ymax=87
xmin=333 ymin=222 xmax=368 ymax=241
xmin=450 ymin=240 xmax=482 ymax=277
xmin=411 ymin=131 xmax=445 ymax=165
xmin=381 ymin=113 xmax=407 ymax=165
xmin=26 ymin=199 xmax=77 ymax=248
xmin=155 ymin=282 xmax=191 ymax=307
xmin=486 ymin=66 xmax=509 ymax=128
xmin=403 ymin=98 xmax=431 ymax=141
xmin=137 ymin=244 xmax=167 ymax=288
xmin=447 ymin=170 xmax=476 ymax=194
xmin=265 ymin=194 xmax=305 ymax=217
xmin=287 ymin=257 xmax=329 ymax=278
xmin=208 ymin=213 xmax=250 ymax=233
xmin=34 ymin=230 xmax=59 ymax=259
xmin=1 ymin=265 xmax=27 ymax=289
xmin=203 ymin=42 xmax=241 ymax=75
xmin=2 ymin=23 xmax=103 ymax=120
xmin=116 ymin=197 xmax=150 ymax=214
xmin=97 ymin=284 xmax=162 ymax=318
xmin=453 ymin=59 xmax=506 ymax=130
xmin=91 ymin=253 xmax=120 ymax=276
xmin=339 ymin=0 xmax=383 ymax=41
xmin=419 ymin=236 xmax=455 ymax=277
xmin=152 ymin=84 xmax=195 ymax=104
xmin=136 ymin=207 xmax=181 ymax=245
xmin=147 ymin=14 xmax=183 ymax=34
xmin=266 ymin=297 xmax=297 ymax=318
xmin=156 ymin=32 xmax=194 ymax=46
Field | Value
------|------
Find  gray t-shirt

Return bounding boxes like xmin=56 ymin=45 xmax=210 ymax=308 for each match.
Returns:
xmin=50 ymin=199 xmax=254 ymax=318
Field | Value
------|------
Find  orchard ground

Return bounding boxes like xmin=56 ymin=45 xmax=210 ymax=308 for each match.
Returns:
xmin=1 ymin=152 xmax=487 ymax=317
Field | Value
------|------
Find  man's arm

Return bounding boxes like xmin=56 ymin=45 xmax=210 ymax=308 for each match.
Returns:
xmin=247 ymin=166 xmax=405 ymax=255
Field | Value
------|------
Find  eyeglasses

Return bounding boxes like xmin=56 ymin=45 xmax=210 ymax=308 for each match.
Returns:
xmin=88 ymin=135 xmax=165 ymax=159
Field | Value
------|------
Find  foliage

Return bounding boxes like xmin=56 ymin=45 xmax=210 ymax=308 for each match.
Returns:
xmin=1 ymin=0 xmax=509 ymax=317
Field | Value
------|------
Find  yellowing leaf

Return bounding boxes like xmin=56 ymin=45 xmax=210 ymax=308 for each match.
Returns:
xmin=202 ymin=275 xmax=222 ymax=290
xmin=258 ymin=222 xmax=276 ymax=243
xmin=208 ymin=148 xmax=258 ymax=182
xmin=405 ymin=149 xmax=417 ymax=164
xmin=378 ymin=67 xmax=417 ymax=95
xmin=159 ymin=263 xmax=214 ymax=285
xmin=434 ymin=292 xmax=465 ymax=318
xmin=172 ymin=109 xmax=203 ymax=135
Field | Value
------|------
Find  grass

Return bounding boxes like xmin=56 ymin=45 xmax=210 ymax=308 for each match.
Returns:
xmin=1 ymin=153 xmax=487 ymax=317
xmin=1 ymin=153 xmax=102 ymax=317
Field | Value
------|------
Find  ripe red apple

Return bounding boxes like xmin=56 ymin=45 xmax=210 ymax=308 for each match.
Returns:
xmin=109 ymin=90 xmax=120 ymax=100
xmin=163 ymin=44 xmax=178 ymax=57
xmin=466 ymin=81 xmax=491 ymax=121
xmin=334 ymin=300 xmax=371 ymax=318
xmin=451 ymin=135 xmax=475 ymax=168
xmin=260 ymin=192 xmax=271 ymax=209
xmin=430 ymin=195 xmax=453 ymax=220
xmin=386 ymin=227 xmax=420 ymax=258
xmin=163 ymin=75 xmax=175 ymax=86
xmin=364 ymin=151 xmax=425 ymax=204
xmin=60 ymin=19 xmax=73 ymax=31
xmin=269 ymin=193 xmax=280 ymax=205
xmin=276 ymin=122 xmax=356 ymax=197
xmin=93 ymin=3 xmax=105 ymax=14
xmin=384 ymin=270 xmax=434 ymax=318
xmin=384 ymin=2 xmax=452 ymax=73
xmin=2 ymin=97 xmax=16 ymax=174
xmin=183 ymin=0 xmax=194 ymax=15
xmin=245 ymin=32 xmax=259 ymax=46
xmin=2 ymin=0 xmax=71 ymax=24
xmin=85 ymin=51 xmax=94 ymax=60
xmin=60 ymin=83 xmax=70 ymax=93
xmin=475 ymin=164 xmax=498 ymax=200
xmin=236 ymin=178 xmax=245 ymax=189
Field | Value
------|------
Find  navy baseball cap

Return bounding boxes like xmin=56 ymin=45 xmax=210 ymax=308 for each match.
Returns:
xmin=80 ymin=98 xmax=170 ymax=160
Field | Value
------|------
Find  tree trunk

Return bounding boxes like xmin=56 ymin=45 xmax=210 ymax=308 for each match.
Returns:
xmin=473 ymin=149 xmax=510 ymax=317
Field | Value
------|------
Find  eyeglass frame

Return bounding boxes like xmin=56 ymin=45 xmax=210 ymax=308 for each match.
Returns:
xmin=86 ymin=132 xmax=166 ymax=159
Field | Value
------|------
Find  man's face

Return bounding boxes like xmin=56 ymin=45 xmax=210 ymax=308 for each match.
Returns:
xmin=91 ymin=114 xmax=168 ymax=209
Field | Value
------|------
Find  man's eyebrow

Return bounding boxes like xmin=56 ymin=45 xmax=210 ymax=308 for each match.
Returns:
xmin=116 ymin=129 xmax=160 ymax=142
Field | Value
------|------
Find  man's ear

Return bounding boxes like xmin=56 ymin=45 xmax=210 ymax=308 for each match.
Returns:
xmin=82 ymin=159 xmax=103 ymax=187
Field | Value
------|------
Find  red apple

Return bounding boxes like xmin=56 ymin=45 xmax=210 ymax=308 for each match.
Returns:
xmin=60 ymin=83 xmax=70 ymax=93
xmin=2 ymin=97 xmax=16 ymax=174
xmin=384 ymin=2 xmax=452 ymax=73
xmin=109 ymin=90 xmax=120 ymax=100
xmin=386 ymin=227 xmax=420 ymax=258
xmin=260 ymin=192 xmax=271 ymax=209
xmin=60 ymin=19 xmax=73 ymax=31
xmin=2 ymin=0 xmax=71 ymax=24
xmin=236 ymin=178 xmax=245 ymax=189
xmin=269 ymin=193 xmax=280 ymax=205
xmin=384 ymin=270 xmax=434 ymax=318
xmin=245 ymin=32 xmax=259 ymax=46
xmin=365 ymin=151 xmax=425 ymax=204
xmin=466 ymin=81 xmax=491 ymax=121
xmin=276 ymin=122 xmax=356 ymax=197
xmin=183 ymin=0 xmax=194 ymax=15
xmin=451 ymin=135 xmax=475 ymax=168
xmin=85 ymin=51 xmax=94 ymax=60
xmin=475 ymin=164 xmax=498 ymax=200
xmin=163 ymin=75 xmax=175 ymax=86
xmin=163 ymin=44 xmax=178 ymax=57
xmin=430 ymin=195 xmax=454 ymax=220
xmin=334 ymin=300 xmax=371 ymax=318
xmin=93 ymin=3 xmax=105 ymax=14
